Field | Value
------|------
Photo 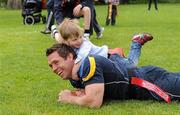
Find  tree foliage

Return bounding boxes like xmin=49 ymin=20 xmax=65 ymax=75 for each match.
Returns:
xmin=7 ymin=0 xmax=22 ymax=9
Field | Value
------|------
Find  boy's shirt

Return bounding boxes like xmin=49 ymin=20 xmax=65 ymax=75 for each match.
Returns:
xmin=74 ymin=37 xmax=108 ymax=64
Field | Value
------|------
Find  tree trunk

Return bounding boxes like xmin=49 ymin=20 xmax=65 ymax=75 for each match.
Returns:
xmin=7 ymin=0 xmax=22 ymax=9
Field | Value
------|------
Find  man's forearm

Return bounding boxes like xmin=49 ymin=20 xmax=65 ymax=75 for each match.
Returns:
xmin=58 ymin=89 xmax=102 ymax=108
xmin=65 ymin=94 xmax=102 ymax=108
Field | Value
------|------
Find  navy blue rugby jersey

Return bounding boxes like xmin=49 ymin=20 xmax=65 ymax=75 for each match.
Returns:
xmin=71 ymin=54 xmax=132 ymax=100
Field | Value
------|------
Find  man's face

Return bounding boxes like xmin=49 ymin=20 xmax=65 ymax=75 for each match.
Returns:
xmin=47 ymin=51 xmax=74 ymax=80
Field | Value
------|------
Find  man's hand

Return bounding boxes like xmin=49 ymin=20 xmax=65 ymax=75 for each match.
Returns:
xmin=58 ymin=89 xmax=72 ymax=103
xmin=58 ymin=83 xmax=104 ymax=108
xmin=72 ymin=89 xmax=85 ymax=96
xmin=58 ymin=89 xmax=85 ymax=103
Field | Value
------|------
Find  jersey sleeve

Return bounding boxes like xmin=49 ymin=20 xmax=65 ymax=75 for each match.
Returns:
xmin=78 ymin=56 xmax=104 ymax=86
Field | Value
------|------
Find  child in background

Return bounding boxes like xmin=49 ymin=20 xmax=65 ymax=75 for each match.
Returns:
xmin=106 ymin=0 xmax=119 ymax=26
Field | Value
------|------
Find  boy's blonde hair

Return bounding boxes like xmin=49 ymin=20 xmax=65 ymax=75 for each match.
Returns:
xmin=59 ymin=18 xmax=84 ymax=40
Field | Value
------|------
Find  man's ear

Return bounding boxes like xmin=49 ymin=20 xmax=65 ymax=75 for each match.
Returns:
xmin=67 ymin=53 xmax=74 ymax=61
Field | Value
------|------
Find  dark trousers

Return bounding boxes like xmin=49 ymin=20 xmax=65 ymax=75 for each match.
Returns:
xmin=148 ymin=0 xmax=158 ymax=10
xmin=111 ymin=5 xmax=117 ymax=25
xmin=89 ymin=7 xmax=101 ymax=35
xmin=134 ymin=66 xmax=180 ymax=101
xmin=46 ymin=0 xmax=55 ymax=30
xmin=106 ymin=4 xmax=117 ymax=26
xmin=92 ymin=9 xmax=101 ymax=35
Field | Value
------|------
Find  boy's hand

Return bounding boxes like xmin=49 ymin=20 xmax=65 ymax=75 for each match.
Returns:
xmin=72 ymin=63 xmax=81 ymax=80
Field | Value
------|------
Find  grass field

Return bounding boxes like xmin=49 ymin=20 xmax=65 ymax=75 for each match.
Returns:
xmin=0 ymin=3 xmax=180 ymax=115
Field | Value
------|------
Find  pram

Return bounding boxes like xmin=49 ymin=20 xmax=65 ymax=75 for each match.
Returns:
xmin=22 ymin=0 xmax=46 ymax=25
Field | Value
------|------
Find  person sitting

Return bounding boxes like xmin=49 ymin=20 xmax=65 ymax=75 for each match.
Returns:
xmin=41 ymin=0 xmax=91 ymax=37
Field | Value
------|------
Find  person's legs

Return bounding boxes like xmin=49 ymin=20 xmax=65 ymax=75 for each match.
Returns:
xmin=128 ymin=42 xmax=142 ymax=67
xmin=46 ymin=0 xmax=55 ymax=30
xmin=46 ymin=11 xmax=54 ymax=30
xmin=79 ymin=6 xmax=91 ymax=37
xmin=89 ymin=9 xmax=94 ymax=36
xmin=138 ymin=66 xmax=180 ymax=101
xmin=111 ymin=5 xmax=117 ymax=26
xmin=106 ymin=3 xmax=112 ymax=26
xmin=81 ymin=7 xmax=91 ymax=34
xmin=128 ymin=33 xmax=153 ymax=66
xmin=41 ymin=0 xmax=54 ymax=34
xmin=148 ymin=0 xmax=152 ymax=10
xmin=92 ymin=8 xmax=104 ymax=39
xmin=73 ymin=5 xmax=91 ymax=38
xmin=154 ymin=0 xmax=158 ymax=10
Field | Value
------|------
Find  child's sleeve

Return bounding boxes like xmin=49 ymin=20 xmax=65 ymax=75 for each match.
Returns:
xmin=75 ymin=39 xmax=93 ymax=64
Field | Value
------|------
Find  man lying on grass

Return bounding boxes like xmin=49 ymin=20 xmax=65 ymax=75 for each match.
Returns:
xmin=46 ymin=42 xmax=180 ymax=108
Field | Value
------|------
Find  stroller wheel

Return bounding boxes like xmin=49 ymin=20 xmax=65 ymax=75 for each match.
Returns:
xmin=42 ymin=16 xmax=46 ymax=24
xmin=24 ymin=15 xmax=35 ymax=25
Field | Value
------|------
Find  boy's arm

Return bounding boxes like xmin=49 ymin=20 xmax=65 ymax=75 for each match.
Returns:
xmin=54 ymin=32 xmax=64 ymax=43
xmin=51 ymin=25 xmax=64 ymax=43
xmin=72 ymin=62 xmax=81 ymax=80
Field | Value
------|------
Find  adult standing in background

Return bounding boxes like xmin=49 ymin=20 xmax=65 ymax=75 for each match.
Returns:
xmin=106 ymin=0 xmax=119 ymax=26
xmin=148 ymin=0 xmax=158 ymax=11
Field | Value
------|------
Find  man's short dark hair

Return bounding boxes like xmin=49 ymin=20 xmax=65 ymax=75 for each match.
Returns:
xmin=46 ymin=43 xmax=77 ymax=60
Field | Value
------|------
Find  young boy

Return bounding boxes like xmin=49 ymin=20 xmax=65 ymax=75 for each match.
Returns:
xmin=51 ymin=18 xmax=153 ymax=80
xmin=52 ymin=18 xmax=108 ymax=79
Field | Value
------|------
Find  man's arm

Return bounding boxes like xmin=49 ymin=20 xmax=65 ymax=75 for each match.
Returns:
xmin=58 ymin=83 xmax=104 ymax=108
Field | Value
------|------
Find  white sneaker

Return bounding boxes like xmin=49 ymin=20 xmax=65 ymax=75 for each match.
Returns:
xmin=83 ymin=33 xmax=90 ymax=40
xmin=51 ymin=25 xmax=57 ymax=31
xmin=96 ymin=27 xmax=104 ymax=39
xmin=50 ymin=25 xmax=58 ymax=38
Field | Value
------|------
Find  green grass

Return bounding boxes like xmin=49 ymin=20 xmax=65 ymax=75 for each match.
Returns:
xmin=0 ymin=3 xmax=180 ymax=115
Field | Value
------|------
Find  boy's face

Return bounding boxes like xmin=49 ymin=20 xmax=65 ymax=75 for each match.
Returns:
xmin=67 ymin=36 xmax=83 ymax=49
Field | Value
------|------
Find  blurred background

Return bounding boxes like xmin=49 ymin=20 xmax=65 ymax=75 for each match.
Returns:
xmin=1 ymin=0 xmax=180 ymax=9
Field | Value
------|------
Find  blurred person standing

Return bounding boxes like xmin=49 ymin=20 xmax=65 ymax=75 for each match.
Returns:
xmin=105 ymin=0 xmax=119 ymax=26
xmin=148 ymin=0 xmax=158 ymax=11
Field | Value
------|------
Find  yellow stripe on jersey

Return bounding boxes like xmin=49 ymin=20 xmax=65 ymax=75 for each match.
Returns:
xmin=82 ymin=57 xmax=96 ymax=82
